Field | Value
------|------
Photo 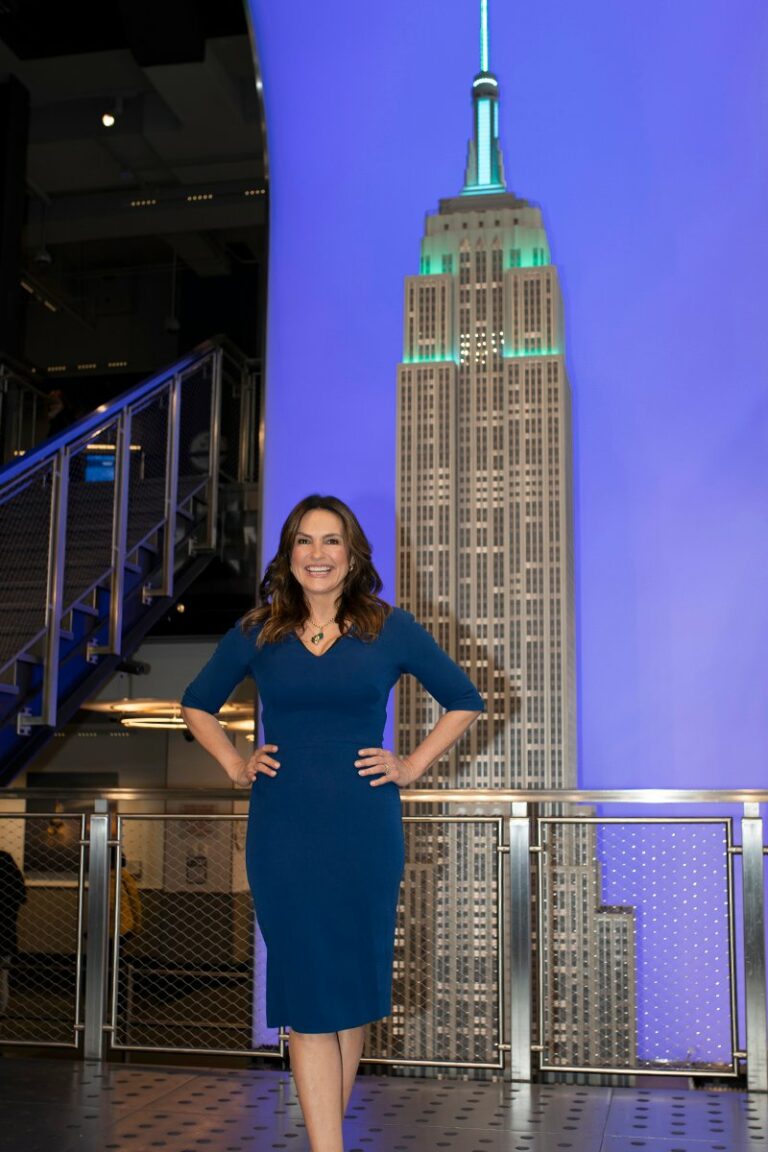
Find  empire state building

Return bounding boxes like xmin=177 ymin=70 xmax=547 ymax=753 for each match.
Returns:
xmin=375 ymin=1 xmax=637 ymax=1071
xmin=396 ymin=0 xmax=577 ymax=791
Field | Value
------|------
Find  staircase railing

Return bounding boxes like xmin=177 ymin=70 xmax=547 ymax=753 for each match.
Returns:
xmin=0 ymin=357 xmax=50 ymax=464
xmin=0 ymin=343 xmax=224 ymax=737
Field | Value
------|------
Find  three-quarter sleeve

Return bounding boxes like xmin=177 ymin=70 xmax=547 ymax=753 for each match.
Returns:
xmin=392 ymin=609 xmax=484 ymax=712
xmin=181 ymin=625 xmax=255 ymax=714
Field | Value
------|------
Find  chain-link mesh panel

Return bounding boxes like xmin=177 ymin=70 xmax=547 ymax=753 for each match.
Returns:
xmin=126 ymin=392 xmax=170 ymax=553
xmin=0 ymin=465 xmax=53 ymax=670
xmin=111 ymin=815 xmax=275 ymax=1055
xmin=538 ymin=819 xmax=735 ymax=1074
xmin=219 ymin=360 xmax=247 ymax=484
xmin=178 ymin=362 xmax=214 ymax=502
xmin=0 ymin=814 xmax=83 ymax=1047
xmin=64 ymin=422 xmax=119 ymax=608
xmin=366 ymin=817 xmax=503 ymax=1068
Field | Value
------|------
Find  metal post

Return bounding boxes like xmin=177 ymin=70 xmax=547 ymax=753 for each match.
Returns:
xmin=742 ymin=802 xmax=768 ymax=1091
xmin=237 ymin=362 xmax=249 ymax=484
xmin=206 ymin=346 xmax=223 ymax=550
xmin=89 ymin=410 xmax=131 ymax=656
xmin=26 ymin=445 xmax=70 ymax=730
xmin=508 ymin=801 xmax=532 ymax=1081
xmin=238 ymin=366 xmax=257 ymax=484
xmin=150 ymin=376 xmax=181 ymax=598
xmin=0 ymin=370 xmax=6 ymax=462
xmin=84 ymin=799 xmax=111 ymax=1061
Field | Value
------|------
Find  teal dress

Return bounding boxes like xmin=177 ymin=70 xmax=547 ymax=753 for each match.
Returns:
xmin=181 ymin=607 xmax=483 ymax=1033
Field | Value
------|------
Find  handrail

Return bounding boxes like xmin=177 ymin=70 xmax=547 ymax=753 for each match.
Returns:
xmin=0 ymin=349 xmax=201 ymax=487
xmin=1 ymin=787 xmax=766 ymax=803
xmin=1 ymin=786 xmax=766 ymax=1084
xmin=0 ymin=359 xmax=49 ymax=398
xmin=0 ymin=359 xmax=51 ymax=466
xmin=206 ymin=332 xmax=259 ymax=370
xmin=0 ymin=344 xmax=226 ymax=735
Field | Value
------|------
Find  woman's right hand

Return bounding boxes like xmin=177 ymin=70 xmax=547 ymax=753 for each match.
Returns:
xmin=229 ymin=744 xmax=280 ymax=787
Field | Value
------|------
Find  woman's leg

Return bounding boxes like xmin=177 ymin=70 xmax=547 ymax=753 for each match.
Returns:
xmin=337 ymin=1025 xmax=365 ymax=1113
xmin=289 ymin=1029 xmax=344 ymax=1152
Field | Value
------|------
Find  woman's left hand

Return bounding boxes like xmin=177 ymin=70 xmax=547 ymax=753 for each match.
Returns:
xmin=355 ymin=748 xmax=419 ymax=788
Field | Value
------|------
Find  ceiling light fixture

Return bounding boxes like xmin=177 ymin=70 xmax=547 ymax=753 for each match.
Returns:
xmin=101 ymin=96 xmax=124 ymax=129
xmin=82 ymin=697 xmax=253 ymax=733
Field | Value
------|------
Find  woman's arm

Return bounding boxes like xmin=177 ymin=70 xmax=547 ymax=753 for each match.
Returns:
xmin=356 ymin=708 xmax=481 ymax=788
xmin=181 ymin=706 xmax=280 ymax=786
xmin=181 ymin=706 xmax=244 ymax=779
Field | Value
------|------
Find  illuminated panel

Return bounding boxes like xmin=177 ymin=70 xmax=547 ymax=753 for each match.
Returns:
xmin=476 ymin=99 xmax=492 ymax=185
xmin=246 ymin=0 xmax=767 ymax=1073
xmin=480 ymin=0 xmax=489 ymax=72
xmin=247 ymin=0 xmax=768 ymax=796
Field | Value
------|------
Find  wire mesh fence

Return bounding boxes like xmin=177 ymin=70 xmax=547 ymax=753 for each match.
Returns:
xmin=0 ymin=813 xmax=83 ymax=1047
xmin=178 ymin=361 xmax=214 ymax=498
xmin=126 ymin=392 xmax=171 ymax=555
xmin=0 ymin=463 xmax=54 ymax=673
xmin=0 ymin=357 xmax=215 ymax=678
xmin=537 ymin=817 xmax=737 ymax=1075
xmin=366 ymin=816 xmax=504 ymax=1068
xmin=65 ymin=424 xmax=119 ymax=607
xmin=111 ymin=814 xmax=271 ymax=1056
xmin=0 ymin=799 xmax=752 ymax=1079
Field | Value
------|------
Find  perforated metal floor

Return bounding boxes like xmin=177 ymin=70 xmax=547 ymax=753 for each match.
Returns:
xmin=0 ymin=1059 xmax=765 ymax=1152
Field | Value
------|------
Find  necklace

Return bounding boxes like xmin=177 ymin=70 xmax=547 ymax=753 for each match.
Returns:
xmin=307 ymin=616 xmax=336 ymax=646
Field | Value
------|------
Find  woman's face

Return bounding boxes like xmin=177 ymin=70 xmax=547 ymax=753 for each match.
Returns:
xmin=290 ymin=509 xmax=351 ymax=605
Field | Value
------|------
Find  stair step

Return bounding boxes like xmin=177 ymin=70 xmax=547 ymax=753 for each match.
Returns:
xmin=0 ymin=653 xmax=42 ymax=671
xmin=70 ymin=602 xmax=100 ymax=618
xmin=0 ymin=682 xmax=20 ymax=696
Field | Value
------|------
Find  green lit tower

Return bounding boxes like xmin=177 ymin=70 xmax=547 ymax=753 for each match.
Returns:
xmin=396 ymin=0 xmax=576 ymax=794
xmin=463 ymin=0 xmax=505 ymax=193
xmin=370 ymin=0 xmax=637 ymax=1073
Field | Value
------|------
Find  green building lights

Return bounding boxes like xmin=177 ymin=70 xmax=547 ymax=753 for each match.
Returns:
xmin=503 ymin=347 xmax=561 ymax=358
xmin=402 ymin=348 xmax=561 ymax=364
xmin=462 ymin=0 xmax=505 ymax=195
xmin=480 ymin=0 xmax=489 ymax=73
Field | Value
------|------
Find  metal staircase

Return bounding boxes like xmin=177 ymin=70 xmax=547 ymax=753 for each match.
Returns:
xmin=0 ymin=340 xmax=252 ymax=782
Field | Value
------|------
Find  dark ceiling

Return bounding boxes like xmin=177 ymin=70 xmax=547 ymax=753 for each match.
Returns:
xmin=0 ymin=0 xmax=248 ymax=64
xmin=0 ymin=0 xmax=267 ymax=377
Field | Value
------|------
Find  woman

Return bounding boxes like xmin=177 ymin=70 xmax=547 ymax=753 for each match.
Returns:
xmin=181 ymin=494 xmax=483 ymax=1152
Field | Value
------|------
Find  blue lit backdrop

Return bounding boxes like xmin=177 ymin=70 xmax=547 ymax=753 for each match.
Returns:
xmin=247 ymin=0 xmax=768 ymax=790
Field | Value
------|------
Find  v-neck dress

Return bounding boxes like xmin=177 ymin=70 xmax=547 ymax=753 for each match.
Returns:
xmin=181 ymin=607 xmax=483 ymax=1033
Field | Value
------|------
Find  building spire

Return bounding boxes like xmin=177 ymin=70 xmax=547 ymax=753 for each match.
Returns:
xmin=480 ymin=0 xmax=489 ymax=72
xmin=463 ymin=0 xmax=506 ymax=194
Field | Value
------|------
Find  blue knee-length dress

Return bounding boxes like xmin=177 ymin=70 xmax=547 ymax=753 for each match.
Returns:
xmin=182 ymin=607 xmax=483 ymax=1033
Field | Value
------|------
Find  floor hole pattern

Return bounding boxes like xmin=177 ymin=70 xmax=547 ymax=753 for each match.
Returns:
xmin=0 ymin=1061 xmax=765 ymax=1151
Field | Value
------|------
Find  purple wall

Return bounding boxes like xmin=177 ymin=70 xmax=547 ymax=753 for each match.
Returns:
xmin=248 ymin=0 xmax=768 ymax=789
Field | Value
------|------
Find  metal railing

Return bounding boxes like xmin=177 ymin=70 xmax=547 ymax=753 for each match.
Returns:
xmin=0 ymin=345 xmax=227 ymax=732
xmin=0 ymin=358 xmax=50 ymax=465
xmin=0 ymin=787 xmax=765 ymax=1089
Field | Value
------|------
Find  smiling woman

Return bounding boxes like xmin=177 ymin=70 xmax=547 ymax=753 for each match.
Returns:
xmin=242 ymin=493 xmax=392 ymax=647
xmin=180 ymin=492 xmax=484 ymax=1152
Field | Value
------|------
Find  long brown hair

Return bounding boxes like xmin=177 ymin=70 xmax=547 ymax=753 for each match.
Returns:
xmin=242 ymin=494 xmax=390 ymax=645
